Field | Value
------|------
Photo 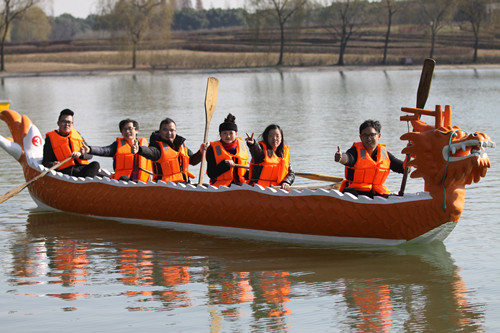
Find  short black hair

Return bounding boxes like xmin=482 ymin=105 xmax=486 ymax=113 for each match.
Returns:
xmin=119 ymin=118 xmax=139 ymax=132
xmin=159 ymin=117 xmax=176 ymax=129
xmin=359 ymin=119 xmax=381 ymax=134
xmin=58 ymin=108 xmax=74 ymax=121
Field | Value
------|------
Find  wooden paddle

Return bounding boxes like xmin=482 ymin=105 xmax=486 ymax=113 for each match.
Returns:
xmin=399 ymin=58 xmax=435 ymax=196
xmin=0 ymin=156 xmax=72 ymax=204
xmin=233 ymin=164 xmax=342 ymax=183
xmin=272 ymin=183 xmax=341 ymax=191
xmin=198 ymin=77 xmax=219 ymax=185
xmin=294 ymin=172 xmax=343 ymax=183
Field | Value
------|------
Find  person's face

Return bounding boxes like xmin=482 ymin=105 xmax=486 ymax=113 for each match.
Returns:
xmin=159 ymin=122 xmax=177 ymax=142
xmin=360 ymin=126 xmax=381 ymax=151
xmin=121 ymin=122 xmax=138 ymax=141
xmin=267 ymin=129 xmax=282 ymax=149
xmin=57 ymin=115 xmax=73 ymax=134
xmin=220 ymin=130 xmax=237 ymax=144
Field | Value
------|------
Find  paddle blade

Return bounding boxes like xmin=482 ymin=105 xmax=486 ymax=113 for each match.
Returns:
xmin=0 ymin=183 xmax=28 ymax=204
xmin=416 ymin=58 xmax=435 ymax=109
xmin=204 ymin=77 xmax=219 ymax=122
xmin=0 ymin=156 xmax=72 ymax=204
xmin=198 ymin=77 xmax=219 ymax=185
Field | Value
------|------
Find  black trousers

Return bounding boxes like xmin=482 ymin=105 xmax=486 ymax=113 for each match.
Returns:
xmin=60 ymin=161 xmax=100 ymax=178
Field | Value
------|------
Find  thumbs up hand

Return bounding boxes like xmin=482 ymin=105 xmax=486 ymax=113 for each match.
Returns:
xmin=131 ymin=139 xmax=139 ymax=154
xmin=335 ymin=146 xmax=343 ymax=162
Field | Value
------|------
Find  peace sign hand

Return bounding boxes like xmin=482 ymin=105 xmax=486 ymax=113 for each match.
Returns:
xmin=245 ymin=132 xmax=255 ymax=145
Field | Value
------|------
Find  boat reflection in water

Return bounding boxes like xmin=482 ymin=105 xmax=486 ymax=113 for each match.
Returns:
xmin=9 ymin=210 xmax=485 ymax=331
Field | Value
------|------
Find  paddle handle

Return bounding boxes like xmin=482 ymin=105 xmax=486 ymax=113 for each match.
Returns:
xmin=235 ymin=165 xmax=344 ymax=183
xmin=235 ymin=164 xmax=249 ymax=169
xmin=0 ymin=156 xmax=72 ymax=204
xmin=295 ymin=172 xmax=343 ymax=183
xmin=198 ymin=121 xmax=210 ymax=183
xmin=138 ymin=167 xmax=154 ymax=175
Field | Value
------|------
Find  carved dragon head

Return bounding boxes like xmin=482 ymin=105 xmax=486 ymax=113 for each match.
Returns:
xmin=400 ymin=105 xmax=494 ymax=194
xmin=0 ymin=109 xmax=44 ymax=164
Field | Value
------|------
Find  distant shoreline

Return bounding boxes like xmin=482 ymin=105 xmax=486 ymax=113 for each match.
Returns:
xmin=1 ymin=63 xmax=499 ymax=78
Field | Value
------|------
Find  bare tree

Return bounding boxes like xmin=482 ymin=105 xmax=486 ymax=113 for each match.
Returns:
xmin=248 ymin=0 xmax=308 ymax=66
xmin=419 ymin=0 xmax=454 ymax=59
xmin=381 ymin=0 xmax=403 ymax=65
xmin=458 ymin=0 xmax=489 ymax=63
xmin=0 ymin=0 xmax=39 ymax=71
xmin=323 ymin=0 xmax=365 ymax=66
xmin=105 ymin=0 xmax=169 ymax=69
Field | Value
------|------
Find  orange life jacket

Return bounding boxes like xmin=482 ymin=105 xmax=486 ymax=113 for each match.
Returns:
xmin=249 ymin=141 xmax=290 ymax=188
xmin=209 ymin=137 xmax=249 ymax=187
xmin=341 ymin=142 xmax=391 ymax=195
xmin=112 ymin=137 xmax=152 ymax=183
xmin=46 ymin=129 xmax=89 ymax=170
xmin=153 ymin=141 xmax=195 ymax=183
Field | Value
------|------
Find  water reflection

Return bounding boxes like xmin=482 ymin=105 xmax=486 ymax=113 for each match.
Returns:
xmin=4 ymin=211 xmax=485 ymax=331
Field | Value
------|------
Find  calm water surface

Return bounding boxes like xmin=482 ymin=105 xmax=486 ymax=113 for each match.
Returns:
xmin=0 ymin=68 xmax=499 ymax=332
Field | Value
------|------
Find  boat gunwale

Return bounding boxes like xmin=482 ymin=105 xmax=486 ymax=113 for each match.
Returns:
xmin=26 ymin=156 xmax=433 ymax=204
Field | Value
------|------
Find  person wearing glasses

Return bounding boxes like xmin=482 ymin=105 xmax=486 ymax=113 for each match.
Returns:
xmin=131 ymin=117 xmax=208 ymax=183
xmin=335 ymin=119 xmax=404 ymax=198
xmin=80 ymin=119 xmax=152 ymax=182
xmin=42 ymin=108 xmax=100 ymax=178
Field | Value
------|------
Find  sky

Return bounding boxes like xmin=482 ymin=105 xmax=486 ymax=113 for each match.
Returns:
xmin=52 ymin=0 xmax=246 ymax=18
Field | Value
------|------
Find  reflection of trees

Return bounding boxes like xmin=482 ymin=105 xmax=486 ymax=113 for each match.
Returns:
xmin=11 ymin=212 xmax=485 ymax=329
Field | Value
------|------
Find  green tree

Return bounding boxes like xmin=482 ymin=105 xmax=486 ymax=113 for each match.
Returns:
xmin=247 ymin=0 xmax=308 ymax=66
xmin=10 ymin=5 xmax=51 ymax=41
xmin=50 ymin=13 xmax=92 ymax=39
xmin=0 ymin=0 xmax=39 ymax=70
xmin=172 ymin=6 xmax=207 ymax=30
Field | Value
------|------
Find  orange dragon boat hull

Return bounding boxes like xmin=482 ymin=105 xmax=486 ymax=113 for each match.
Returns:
xmin=0 ymin=108 xmax=494 ymax=246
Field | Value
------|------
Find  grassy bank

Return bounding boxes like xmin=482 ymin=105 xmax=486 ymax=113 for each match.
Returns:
xmin=3 ymin=24 xmax=500 ymax=74
xmin=4 ymin=47 xmax=500 ymax=75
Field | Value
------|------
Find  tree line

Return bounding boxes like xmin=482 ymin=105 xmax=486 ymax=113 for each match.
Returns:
xmin=1 ymin=0 xmax=499 ymax=71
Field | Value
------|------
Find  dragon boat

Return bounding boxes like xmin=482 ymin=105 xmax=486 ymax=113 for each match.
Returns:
xmin=0 ymin=102 xmax=494 ymax=246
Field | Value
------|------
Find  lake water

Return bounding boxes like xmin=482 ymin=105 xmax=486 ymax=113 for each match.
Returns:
xmin=0 ymin=67 xmax=499 ymax=332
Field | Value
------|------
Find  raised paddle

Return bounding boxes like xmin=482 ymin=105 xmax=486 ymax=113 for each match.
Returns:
xmin=198 ymin=77 xmax=219 ymax=185
xmin=0 ymin=156 xmax=72 ymax=204
xmin=399 ymin=58 xmax=435 ymax=196
xmin=233 ymin=164 xmax=343 ymax=183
